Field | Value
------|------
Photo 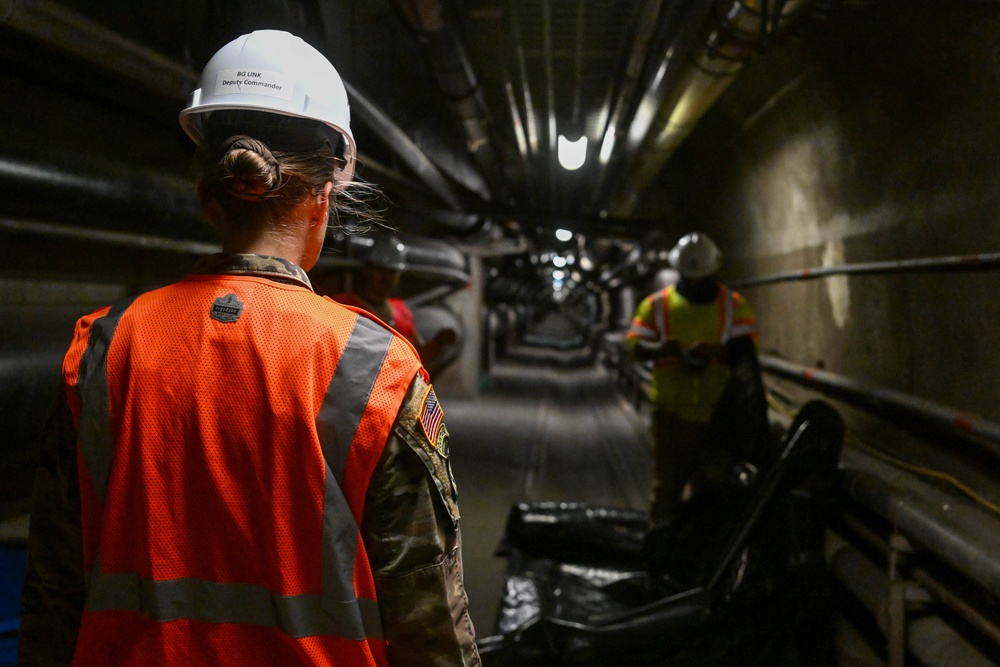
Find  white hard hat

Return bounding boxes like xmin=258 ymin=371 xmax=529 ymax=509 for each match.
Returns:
xmin=668 ymin=232 xmax=723 ymax=279
xmin=367 ymin=234 xmax=407 ymax=272
xmin=179 ymin=30 xmax=355 ymax=184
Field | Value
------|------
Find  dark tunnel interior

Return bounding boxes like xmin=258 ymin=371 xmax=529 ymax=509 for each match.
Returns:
xmin=2 ymin=1 xmax=1000 ymax=665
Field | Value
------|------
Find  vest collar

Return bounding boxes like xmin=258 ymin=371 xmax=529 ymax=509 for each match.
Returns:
xmin=192 ymin=253 xmax=313 ymax=291
xmin=675 ymin=277 xmax=721 ymax=304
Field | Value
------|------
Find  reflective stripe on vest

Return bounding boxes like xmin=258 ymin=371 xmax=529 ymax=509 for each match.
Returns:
xmin=650 ymin=285 xmax=753 ymax=344
xmin=654 ymin=287 xmax=670 ymax=337
xmin=76 ymin=297 xmax=137 ymax=506
xmin=75 ymin=301 xmax=392 ymax=641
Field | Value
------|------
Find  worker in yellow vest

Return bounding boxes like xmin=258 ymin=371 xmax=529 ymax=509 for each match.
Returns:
xmin=625 ymin=232 xmax=760 ymax=529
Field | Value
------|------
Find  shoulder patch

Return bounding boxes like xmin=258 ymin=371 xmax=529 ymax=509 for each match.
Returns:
xmin=418 ymin=384 xmax=445 ymax=445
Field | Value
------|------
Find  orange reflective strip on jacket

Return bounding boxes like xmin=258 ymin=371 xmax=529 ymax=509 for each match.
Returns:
xmin=62 ymin=274 xmax=421 ymax=665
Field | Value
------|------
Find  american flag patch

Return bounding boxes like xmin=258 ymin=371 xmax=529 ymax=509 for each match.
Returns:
xmin=419 ymin=385 xmax=445 ymax=445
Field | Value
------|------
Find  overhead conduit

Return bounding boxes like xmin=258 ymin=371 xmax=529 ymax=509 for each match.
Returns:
xmin=0 ymin=0 xmax=468 ymax=223
xmin=394 ymin=0 xmax=498 ymax=203
xmin=613 ymin=0 xmax=812 ymax=216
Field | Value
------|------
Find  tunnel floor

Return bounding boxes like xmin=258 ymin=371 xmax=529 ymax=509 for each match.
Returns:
xmin=442 ymin=349 xmax=654 ymax=635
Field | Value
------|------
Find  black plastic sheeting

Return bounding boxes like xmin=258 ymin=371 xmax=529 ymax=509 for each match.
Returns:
xmin=479 ymin=400 xmax=845 ymax=666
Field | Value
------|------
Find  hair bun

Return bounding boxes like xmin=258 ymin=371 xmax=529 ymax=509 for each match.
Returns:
xmin=219 ymin=135 xmax=281 ymax=201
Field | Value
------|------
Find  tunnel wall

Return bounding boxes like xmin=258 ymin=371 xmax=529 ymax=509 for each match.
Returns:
xmin=640 ymin=2 xmax=1000 ymax=488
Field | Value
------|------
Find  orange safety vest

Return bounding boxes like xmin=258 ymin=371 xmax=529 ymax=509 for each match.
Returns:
xmin=62 ymin=273 xmax=422 ymax=666
xmin=333 ymin=293 xmax=419 ymax=347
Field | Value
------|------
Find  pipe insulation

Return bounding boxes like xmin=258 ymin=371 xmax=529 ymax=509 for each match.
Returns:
xmin=828 ymin=532 xmax=998 ymax=667
xmin=839 ymin=447 xmax=1000 ymax=601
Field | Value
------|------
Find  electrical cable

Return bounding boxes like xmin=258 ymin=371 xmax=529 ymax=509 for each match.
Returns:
xmin=765 ymin=392 xmax=1000 ymax=519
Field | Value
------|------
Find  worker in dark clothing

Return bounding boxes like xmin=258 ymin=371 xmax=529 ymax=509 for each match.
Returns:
xmin=19 ymin=29 xmax=480 ymax=666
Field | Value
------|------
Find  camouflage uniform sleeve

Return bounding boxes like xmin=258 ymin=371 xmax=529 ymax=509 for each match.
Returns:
xmin=361 ymin=373 xmax=481 ymax=667
xmin=19 ymin=391 xmax=84 ymax=666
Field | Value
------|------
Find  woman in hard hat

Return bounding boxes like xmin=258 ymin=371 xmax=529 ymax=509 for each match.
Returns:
xmin=19 ymin=30 xmax=480 ymax=666
xmin=625 ymin=232 xmax=765 ymax=529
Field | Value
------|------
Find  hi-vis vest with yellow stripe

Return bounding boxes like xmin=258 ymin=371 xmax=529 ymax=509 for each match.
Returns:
xmin=62 ymin=273 xmax=422 ymax=666
xmin=626 ymin=285 xmax=757 ymax=423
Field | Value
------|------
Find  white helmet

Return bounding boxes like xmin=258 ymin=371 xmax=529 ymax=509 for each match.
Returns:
xmin=668 ymin=232 xmax=723 ymax=279
xmin=179 ymin=30 xmax=355 ymax=185
xmin=366 ymin=234 xmax=407 ymax=272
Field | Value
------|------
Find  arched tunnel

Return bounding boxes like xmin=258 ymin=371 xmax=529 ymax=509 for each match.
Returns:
xmin=2 ymin=1 xmax=1000 ymax=665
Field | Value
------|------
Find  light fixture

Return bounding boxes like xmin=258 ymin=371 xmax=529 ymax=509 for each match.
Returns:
xmin=557 ymin=135 xmax=587 ymax=171
xmin=555 ymin=228 xmax=573 ymax=242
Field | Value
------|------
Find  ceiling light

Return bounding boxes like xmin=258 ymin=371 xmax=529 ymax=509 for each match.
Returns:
xmin=557 ymin=135 xmax=587 ymax=171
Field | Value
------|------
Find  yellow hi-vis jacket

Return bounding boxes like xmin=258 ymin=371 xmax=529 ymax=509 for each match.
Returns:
xmin=626 ymin=285 xmax=758 ymax=423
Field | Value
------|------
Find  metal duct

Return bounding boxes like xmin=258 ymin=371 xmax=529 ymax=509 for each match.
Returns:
xmin=406 ymin=203 xmax=482 ymax=234
xmin=394 ymin=0 xmax=499 ymax=201
xmin=614 ymin=0 xmax=812 ymax=215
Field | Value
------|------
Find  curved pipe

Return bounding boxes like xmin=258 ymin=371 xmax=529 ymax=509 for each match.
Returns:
xmin=336 ymin=233 xmax=470 ymax=285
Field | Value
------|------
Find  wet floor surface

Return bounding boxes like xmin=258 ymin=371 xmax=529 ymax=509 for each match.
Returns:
xmin=442 ymin=350 xmax=653 ymax=635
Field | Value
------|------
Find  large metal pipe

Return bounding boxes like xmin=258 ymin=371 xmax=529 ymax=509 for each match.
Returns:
xmin=393 ymin=0 xmax=499 ymax=201
xmin=614 ymin=0 xmax=812 ymax=215
xmin=0 ymin=0 xmax=196 ymax=99
xmin=0 ymin=154 xmax=204 ymax=236
xmin=828 ymin=532 xmax=998 ymax=667
xmin=590 ymin=0 xmax=668 ymax=210
xmin=759 ymin=355 xmax=1000 ymax=455
xmin=542 ymin=0 xmax=558 ymax=208
xmin=1 ymin=217 xmax=217 ymax=254
xmin=1 ymin=0 xmax=467 ymax=214
xmin=343 ymin=81 xmax=465 ymax=212
xmin=731 ymin=252 xmax=1000 ymax=288
xmin=840 ymin=447 xmax=1000 ymax=600
xmin=835 ymin=512 xmax=1000 ymax=650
